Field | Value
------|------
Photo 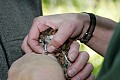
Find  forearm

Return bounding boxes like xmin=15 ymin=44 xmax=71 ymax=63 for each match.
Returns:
xmin=79 ymin=13 xmax=117 ymax=56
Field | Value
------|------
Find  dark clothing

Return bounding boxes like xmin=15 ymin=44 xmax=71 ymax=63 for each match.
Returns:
xmin=97 ymin=23 xmax=120 ymax=80
xmin=0 ymin=0 xmax=42 ymax=80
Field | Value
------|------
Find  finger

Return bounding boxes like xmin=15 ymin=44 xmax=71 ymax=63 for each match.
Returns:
xmin=71 ymin=63 xmax=94 ymax=80
xmin=21 ymin=35 xmax=33 ymax=54
xmin=68 ymin=41 xmax=80 ymax=62
xmin=28 ymin=17 xmax=49 ymax=53
xmin=86 ymin=74 xmax=96 ymax=80
xmin=67 ymin=52 xmax=89 ymax=77
xmin=47 ymin=23 xmax=75 ymax=52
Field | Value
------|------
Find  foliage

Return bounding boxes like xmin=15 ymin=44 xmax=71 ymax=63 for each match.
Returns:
xmin=42 ymin=0 xmax=120 ymax=77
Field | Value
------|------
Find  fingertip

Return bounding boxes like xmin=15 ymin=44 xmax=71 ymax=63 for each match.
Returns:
xmin=47 ymin=36 xmax=64 ymax=52
xmin=32 ymin=45 xmax=45 ymax=54
xmin=67 ymin=67 xmax=77 ymax=77
xmin=47 ymin=24 xmax=72 ymax=50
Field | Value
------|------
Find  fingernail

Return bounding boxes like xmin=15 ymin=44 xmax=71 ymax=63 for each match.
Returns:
xmin=74 ymin=76 xmax=80 ymax=80
xmin=68 ymin=68 xmax=76 ymax=77
xmin=70 ymin=53 xmax=76 ymax=61
xmin=47 ymin=45 xmax=55 ymax=52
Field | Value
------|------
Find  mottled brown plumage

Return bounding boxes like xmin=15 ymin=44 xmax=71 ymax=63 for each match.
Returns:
xmin=39 ymin=28 xmax=73 ymax=80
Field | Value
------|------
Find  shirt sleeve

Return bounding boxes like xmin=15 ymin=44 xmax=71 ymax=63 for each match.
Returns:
xmin=97 ymin=22 xmax=120 ymax=80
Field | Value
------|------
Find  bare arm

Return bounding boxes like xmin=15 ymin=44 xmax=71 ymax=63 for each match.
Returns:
xmin=22 ymin=13 xmax=117 ymax=56
xmin=79 ymin=14 xmax=117 ymax=56
xmin=21 ymin=13 xmax=117 ymax=79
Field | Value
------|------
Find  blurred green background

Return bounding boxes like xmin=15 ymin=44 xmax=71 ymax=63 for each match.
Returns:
xmin=42 ymin=0 xmax=120 ymax=77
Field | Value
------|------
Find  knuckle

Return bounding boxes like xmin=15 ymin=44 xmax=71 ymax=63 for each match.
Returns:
xmin=52 ymin=37 xmax=64 ymax=47
xmin=21 ymin=45 xmax=23 ymax=50
xmin=33 ymin=17 xmax=39 ymax=23
xmin=21 ymin=44 xmax=24 ymax=51
xmin=33 ymin=16 xmax=43 ymax=24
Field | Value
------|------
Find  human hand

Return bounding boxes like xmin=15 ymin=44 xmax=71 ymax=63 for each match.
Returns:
xmin=21 ymin=13 xmax=94 ymax=80
xmin=8 ymin=53 xmax=66 ymax=80
xmin=21 ymin=13 xmax=89 ymax=53
xmin=67 ymin=41 xmax=95 ymax=80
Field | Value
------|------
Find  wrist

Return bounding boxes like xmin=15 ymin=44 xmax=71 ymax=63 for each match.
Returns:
xmin=78 ymin=13 xmax=91 ymax=42
xmin=80 ymin=13 xmax=96 ymax=43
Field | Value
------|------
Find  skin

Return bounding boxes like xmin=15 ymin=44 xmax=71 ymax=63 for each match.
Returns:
xmin=20 ymin=41 xmax=95 ymax=80
xmin=21 ymin=13 xmax=117 ymax=80
xmin=8 ymin=53 xmax=66 ymax=80
xmin=84 ymin=15 xmax=117 ymax=56
xmin=8 ymin=52 xmax=94 ymax=80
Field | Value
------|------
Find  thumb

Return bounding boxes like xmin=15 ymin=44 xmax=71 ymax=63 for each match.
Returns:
xmin=47 ymin=23 xmax=75 ymax=52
